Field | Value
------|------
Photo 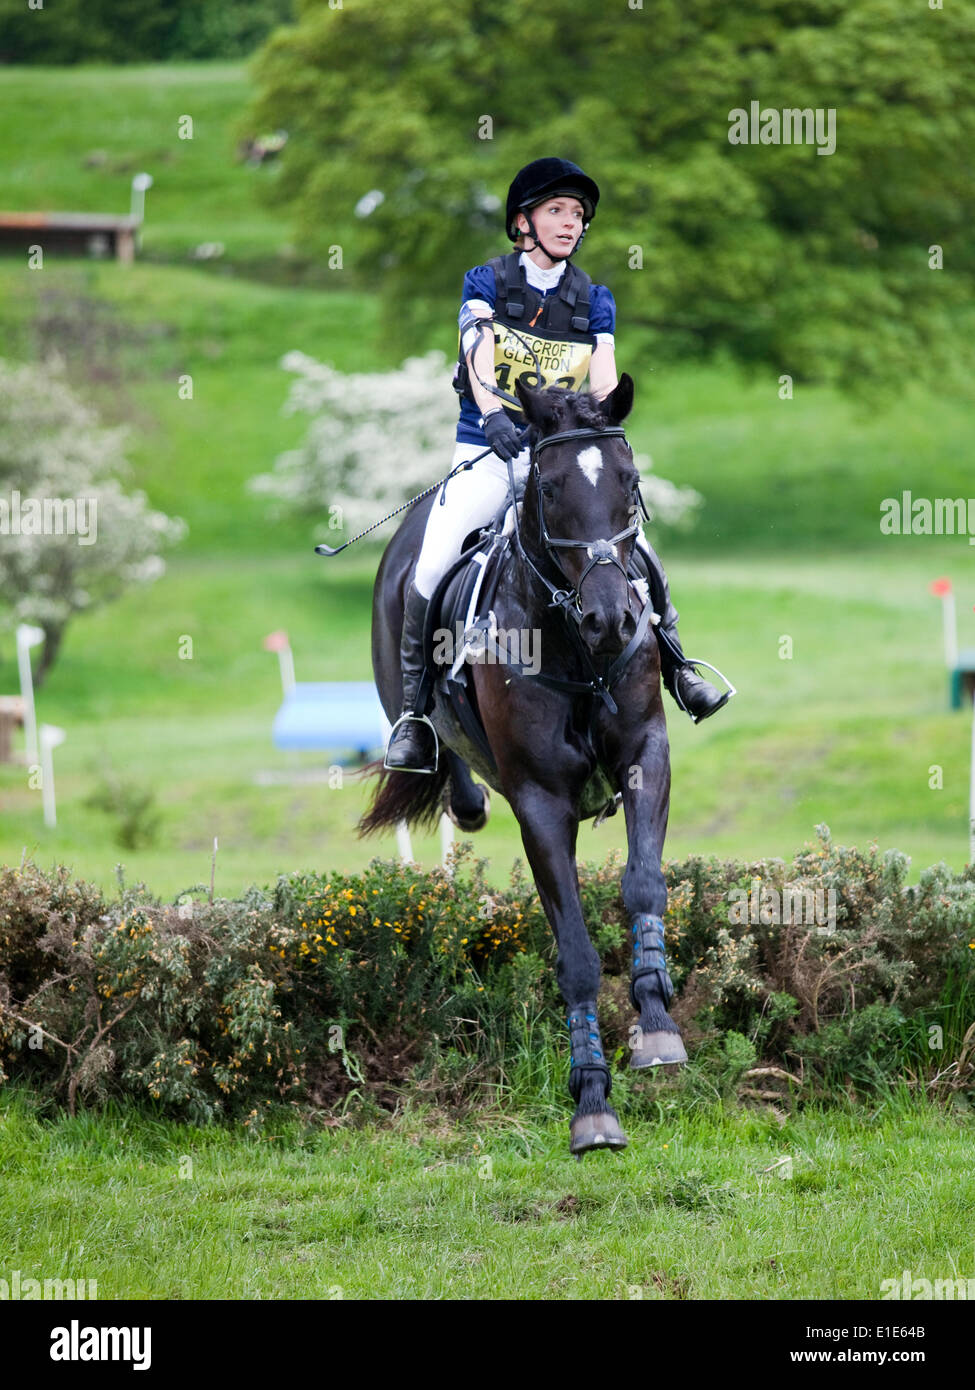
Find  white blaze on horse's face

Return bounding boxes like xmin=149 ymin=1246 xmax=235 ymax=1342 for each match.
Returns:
xmin=576 ymin=445 xmax=604 ymax=488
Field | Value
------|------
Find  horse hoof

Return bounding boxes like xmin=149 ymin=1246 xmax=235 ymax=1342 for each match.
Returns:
xmin=444 ymin=783 xmax=491 ymax=832
xmin=569 ymin=1113 xmax=628 ymax=1157
xmin=629 ymin=1029 xmax=688 ymax=1069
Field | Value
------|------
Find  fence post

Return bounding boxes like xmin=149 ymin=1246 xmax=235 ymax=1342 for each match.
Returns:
xmin=40 ymin=723 xmax=66 ymax=828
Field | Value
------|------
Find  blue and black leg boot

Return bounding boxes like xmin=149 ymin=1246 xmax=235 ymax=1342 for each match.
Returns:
xmin=629 ymin=913 xmax=688 ymax=1068
xmin=567 ymin=1001 xmax=627 ymax=1156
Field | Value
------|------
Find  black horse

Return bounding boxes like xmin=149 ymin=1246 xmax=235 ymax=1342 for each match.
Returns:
xmin=358 ymin=374 xmax=686 ymax=1155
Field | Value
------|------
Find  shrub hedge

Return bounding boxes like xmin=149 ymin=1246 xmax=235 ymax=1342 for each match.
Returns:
xmin=1 ymin=827 xmax=972 ymax=1124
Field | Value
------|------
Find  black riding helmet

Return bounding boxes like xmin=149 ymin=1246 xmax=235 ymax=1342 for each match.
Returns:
xmin=505 ymin=157 xmax=600 ymax=259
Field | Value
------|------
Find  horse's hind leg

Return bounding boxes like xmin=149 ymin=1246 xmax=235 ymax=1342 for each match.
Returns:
xmin=442 ymin=749 xmax=491 ymax=832
xmin=507 ymin=782 xmax=627 ymax=1157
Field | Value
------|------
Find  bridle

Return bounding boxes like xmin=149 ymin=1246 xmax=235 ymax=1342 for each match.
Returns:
xmin=467 ymin=321 xmax=651 ymax=623
xmin=529 ymin=426 xmax=649 ymax=618
xmin=492 ymin=422 xmax=658 ymax=717
xmin=505 ymin=425 xmax=650 ymax=628
xmin=465 ymin=328 xmax=660 ymax=714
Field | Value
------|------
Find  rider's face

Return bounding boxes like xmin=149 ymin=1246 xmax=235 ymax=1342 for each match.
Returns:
xmin=517 ymin=197 xmax=585 ymax=256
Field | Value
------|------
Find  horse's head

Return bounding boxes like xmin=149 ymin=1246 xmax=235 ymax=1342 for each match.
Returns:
xmin=514 ymin=373 xmax=642 ymax=659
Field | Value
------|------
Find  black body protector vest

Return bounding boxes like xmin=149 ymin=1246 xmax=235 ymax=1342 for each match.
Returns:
xmin=456 ymin=252 xmax=595 ymax=424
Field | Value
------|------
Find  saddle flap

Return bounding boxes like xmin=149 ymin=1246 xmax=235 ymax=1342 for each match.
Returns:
xmin=426 ymin=531 xmax=507 ymax=669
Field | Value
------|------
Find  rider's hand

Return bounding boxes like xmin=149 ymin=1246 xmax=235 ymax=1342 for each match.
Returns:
xmin=483 ymin=409 xmax=524 ymax=462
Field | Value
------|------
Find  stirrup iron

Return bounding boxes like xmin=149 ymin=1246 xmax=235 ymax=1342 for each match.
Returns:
xmin=383 ymin=711 xmax=440 ymax=774
xmin=672 ymin=657 xmax=737 ymax=723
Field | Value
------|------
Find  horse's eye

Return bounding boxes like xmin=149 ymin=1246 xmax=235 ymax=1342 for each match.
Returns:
xmin=539 ymin=481 xmax=556 ymax=500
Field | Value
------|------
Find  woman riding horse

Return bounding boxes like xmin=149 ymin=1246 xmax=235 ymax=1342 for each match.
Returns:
xmin=384 ymin=157 xmax=730 ymax=772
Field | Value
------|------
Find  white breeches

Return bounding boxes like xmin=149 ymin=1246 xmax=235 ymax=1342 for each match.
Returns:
xmin=413 ymin=441 xmax=651 ymax=600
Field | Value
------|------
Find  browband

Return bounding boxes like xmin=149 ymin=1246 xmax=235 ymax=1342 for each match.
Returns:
xmin=532 ymin=426 xmax=628 ymax=455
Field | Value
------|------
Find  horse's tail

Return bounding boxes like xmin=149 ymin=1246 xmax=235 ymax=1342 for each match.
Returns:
xmin=355 ymin=757 xmax=450 ymax=837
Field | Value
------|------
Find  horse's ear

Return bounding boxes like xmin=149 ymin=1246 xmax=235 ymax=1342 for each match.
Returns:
xmin=601 ymin=373 xmax=634 ymax=426
xmin=515 ymin=377 xmax=560 ymax=431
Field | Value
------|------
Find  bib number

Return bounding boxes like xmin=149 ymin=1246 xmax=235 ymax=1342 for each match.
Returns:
xmin=493 ymin=324 xmax=592 ymax=409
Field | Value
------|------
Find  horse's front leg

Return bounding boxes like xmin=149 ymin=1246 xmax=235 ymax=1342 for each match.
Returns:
xmin=612 ymin=712 xmax=688 ymax=1068
xmin=506 ymin=779 xmax=627 ymax=1156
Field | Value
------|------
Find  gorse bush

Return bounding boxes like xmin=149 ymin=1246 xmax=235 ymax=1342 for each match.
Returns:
xmin=0 ymin=865 xmax=300 ymax=1124
xmin=1 ymin=828 xmax=972 ymax=1124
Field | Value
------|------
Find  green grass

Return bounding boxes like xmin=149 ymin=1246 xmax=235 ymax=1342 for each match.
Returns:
xmin=1 ymin=61 xmax=973 ymax=1306
xmin=2 ymin=541 xmax=972 ymax=897
xmin=1 ymin=62 xmax=974 ymax=894
xmin=0 ymin=261 xmax=388 ymax=554
xmin=0 ymin=63 xmax=294 ymax=267
xmin=630 ymin=352 xmax=975 ymax=555
xmin=1 ymin=1085 xmax=970 ymax=1299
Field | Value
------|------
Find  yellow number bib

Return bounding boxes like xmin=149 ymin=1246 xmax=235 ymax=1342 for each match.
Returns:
xmin=492 ymin=323 xmax=592 ymax=416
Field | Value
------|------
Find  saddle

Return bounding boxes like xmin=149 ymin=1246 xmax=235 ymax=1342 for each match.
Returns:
xmin=413 ymin=486 xmax=655 ymax=816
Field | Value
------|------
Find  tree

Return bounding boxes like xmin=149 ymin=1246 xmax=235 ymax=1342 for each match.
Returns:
xmin=250 ymin=0 xmax=975 ymax=393
xmin=0 ymin=358 xmax=186 ymax=686
xmin=0 ymin=0 xmax=294 ymax=63
xmin=249 ymin=349 xmax=700 ymax=538
xmin=248 ymin=350 xmax=459 ymax=535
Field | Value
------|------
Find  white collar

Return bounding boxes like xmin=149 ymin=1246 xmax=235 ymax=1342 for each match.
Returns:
xmin=519 ymin=251 xmax=568 ymax=292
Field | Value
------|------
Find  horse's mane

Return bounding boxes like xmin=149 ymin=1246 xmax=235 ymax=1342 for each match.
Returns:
xmin=526 ymin=386 xmax=610 ymax=437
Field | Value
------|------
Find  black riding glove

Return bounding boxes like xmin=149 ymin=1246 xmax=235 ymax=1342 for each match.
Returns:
xmin=483 ymin=409 xmax=524 ymax=462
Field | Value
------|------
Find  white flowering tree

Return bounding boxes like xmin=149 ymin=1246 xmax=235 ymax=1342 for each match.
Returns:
xmin=637 ymin=468 xmax=702 ymax=530
xmin=251 ymin=348 xmax=701 ymax=538
xmin=0 ymin=358 xmax=186 ymax=686
xmin=249 ymin=349 xmax=458 ymax=535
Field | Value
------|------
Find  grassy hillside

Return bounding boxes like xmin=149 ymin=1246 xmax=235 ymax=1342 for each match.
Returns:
xmin=3 ymin=260 xmax=972 ymax=556
xmin=2 ymin=62 xmax=971 ymax=550
xmin=1 ymin=533 xmax=971 ymax=896
xmin=0 ymin=63 xmax=292 ymax=267
xmin=1 ymin=63 xmax=974 ymax=895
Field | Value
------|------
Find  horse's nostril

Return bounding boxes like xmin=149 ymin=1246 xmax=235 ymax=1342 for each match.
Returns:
xmin=580 ymin=612 xmax=605 ymax=645
xmin=581 ymin=608 xmax=634 ymax=655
